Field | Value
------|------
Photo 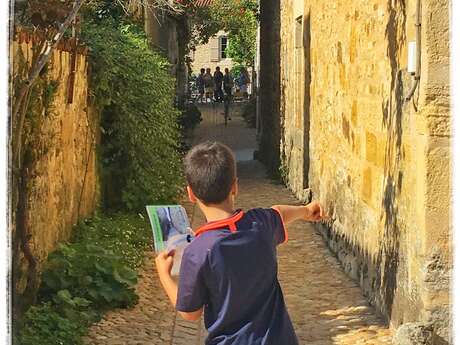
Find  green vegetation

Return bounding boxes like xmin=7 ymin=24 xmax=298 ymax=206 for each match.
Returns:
xmin=213 ymin=0 xmax=258 ymax=66
xmin=82 ymin=17 xmax=184 ymax=211
xmin=14 ymin=2 xmax=189 ymax=344
xmin=189 ymin=0 xmax=258 ymax=66
xmin=16 ymin=213 xmax=151 ymax=345
xmin=18 ymin=303 xmax=87 ymax=345
xmin=230 ymin=64 xmax=246 ymax=79
xmin=241 ymin=97 xmax=256 ymax=128
xmin=16 ymin=15 xmax=182 ymax=342
xmin=179 ymin=103 xmax=202 ymax=132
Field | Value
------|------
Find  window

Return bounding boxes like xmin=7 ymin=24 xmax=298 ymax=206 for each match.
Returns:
xmin=220 ymin=36 xmax=228 ymax=59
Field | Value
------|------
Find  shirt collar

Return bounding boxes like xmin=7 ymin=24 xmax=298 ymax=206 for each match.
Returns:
xmin=194 ymin=209 xmax=244 ymax=237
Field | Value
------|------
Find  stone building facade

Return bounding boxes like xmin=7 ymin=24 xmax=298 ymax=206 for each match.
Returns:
xmin=190 ymin=30 xmax=235 ymax=76
xmin=261 ymin=0 xmax=451 ymax=342
xmin=144 ymin=8 xmax=189 ymax=100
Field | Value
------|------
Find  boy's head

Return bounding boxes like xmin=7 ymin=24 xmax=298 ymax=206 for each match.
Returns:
xmin=200 ymin=68 xmax=205 ymax=74
xmin=185 ymin=141 xmax=236 ymax=205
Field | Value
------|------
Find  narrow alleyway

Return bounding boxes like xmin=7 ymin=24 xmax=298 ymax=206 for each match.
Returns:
xmin=84 ymin=103 xmax=393 ymax=345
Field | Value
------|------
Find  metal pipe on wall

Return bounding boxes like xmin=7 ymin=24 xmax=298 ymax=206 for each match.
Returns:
xmin=405 ymin=0 xmax=422 ymax=101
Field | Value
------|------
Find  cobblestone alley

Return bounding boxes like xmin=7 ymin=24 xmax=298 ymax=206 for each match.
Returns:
xmin=84 ymin=103 xmax=393 ymax=345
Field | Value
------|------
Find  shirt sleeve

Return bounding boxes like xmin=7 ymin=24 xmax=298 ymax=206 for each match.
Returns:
xmin=176 ymin=247 xmax=208 ymax=312
xmin=253 ymin=208 xmax=288 ymax=245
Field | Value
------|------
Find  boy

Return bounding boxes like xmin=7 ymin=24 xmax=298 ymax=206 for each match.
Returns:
xmin=156 ymin=141 xmax=326 ymax=345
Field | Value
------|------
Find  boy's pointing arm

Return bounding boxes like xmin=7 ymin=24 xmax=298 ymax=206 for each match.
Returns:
xmin=271 ymin=201 xmax=326 ymax=225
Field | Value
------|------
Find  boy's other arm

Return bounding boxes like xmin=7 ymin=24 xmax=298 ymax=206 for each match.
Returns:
xmin=155 ymin=252 xmax=203 ymax=322
xmin=271 ymin=201 xmax=326 ymax=224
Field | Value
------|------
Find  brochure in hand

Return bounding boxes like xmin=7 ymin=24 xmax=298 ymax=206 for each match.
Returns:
xmin=145 ymin=205 xmax=194 ymax=276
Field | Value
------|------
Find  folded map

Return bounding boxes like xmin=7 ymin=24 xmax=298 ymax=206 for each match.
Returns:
xmin=146 ymin=205 xmax=193 ymax=276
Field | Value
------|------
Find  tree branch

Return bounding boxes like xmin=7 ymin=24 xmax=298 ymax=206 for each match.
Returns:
xmin=119 ymin=0 xmax=186 ymax=15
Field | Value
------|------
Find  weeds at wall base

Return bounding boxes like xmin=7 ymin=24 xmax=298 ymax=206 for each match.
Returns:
xmin=15 ymin=212 xmax=153 ymax=345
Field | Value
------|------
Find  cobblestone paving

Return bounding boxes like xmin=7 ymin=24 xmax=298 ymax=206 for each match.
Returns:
xmin=85 ymin=103 xmax=393 ymax=345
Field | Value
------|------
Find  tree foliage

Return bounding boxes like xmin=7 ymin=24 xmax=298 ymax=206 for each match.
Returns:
xmin=189 ymin=0 xmax=258 ymax=66
xmin=81 ymin=16 xmax=184 ymax=211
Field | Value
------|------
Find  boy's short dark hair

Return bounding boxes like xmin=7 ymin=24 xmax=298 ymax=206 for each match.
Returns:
xmin=184 ymin=141 xmax=236 ymax=204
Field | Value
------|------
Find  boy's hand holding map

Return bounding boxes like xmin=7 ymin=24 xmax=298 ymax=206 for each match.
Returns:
xmin=146 ymin=205 xmax=193 ymax=276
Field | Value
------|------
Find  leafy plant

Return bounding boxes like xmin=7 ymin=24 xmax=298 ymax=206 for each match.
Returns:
xmin=179 ymin=103 xmax=202 ymax=131
xmin=16 ymin=213 xmax=152 ymax=345
xmin=40 ymin=243 xmax=139 ymax=310
xmin=81 ymin=17 xmax=184 ymax=211
xmin=71 ymin=213 xmax=152 ymax=269
xmin=230 ymin=64 xmax=246 ymax=79
xmin=241 ymin=97 xmax=256 ymax=128
xmin=17 ymin=302 xmax=86 ymax=345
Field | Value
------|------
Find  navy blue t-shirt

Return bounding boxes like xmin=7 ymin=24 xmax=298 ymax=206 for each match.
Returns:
xmin=176 ymin=208 xmax=298 ymax=345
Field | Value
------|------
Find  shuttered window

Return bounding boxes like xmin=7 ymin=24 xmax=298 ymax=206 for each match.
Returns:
xmin=210 ymin=37 xmax=220 ymax=62
xmin=220 ymin=36 xmax=228 ymax=59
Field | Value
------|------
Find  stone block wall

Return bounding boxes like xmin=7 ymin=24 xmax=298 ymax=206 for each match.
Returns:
xmin=190 ymin=30 xmax=235 ymax=75
xmin=279 ymin=0 xmax=451 ymax=342
xmin=144 ymin=10 xmax=188 ymax=101
xmin=12 ymin=29 xmax=99 ymax=298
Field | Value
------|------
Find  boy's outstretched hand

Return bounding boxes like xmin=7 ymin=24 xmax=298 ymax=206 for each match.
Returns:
xmin=272 ymin=201 xmax=328 ymax=224
xmin=305 ymin=201 xmax=326 ymax=222
xmin=155 ymin=250 xmax=175 ymax=278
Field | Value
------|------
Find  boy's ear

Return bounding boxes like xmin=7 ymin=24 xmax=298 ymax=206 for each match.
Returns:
xmin=187 ymin=186 xmax=197 ymax=203
xmin=231 ymin=178 xmax=238 ymax=197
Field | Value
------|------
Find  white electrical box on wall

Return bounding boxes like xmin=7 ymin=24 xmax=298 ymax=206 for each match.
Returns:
xmin=408 ymin=41 xmax=417 ymax=74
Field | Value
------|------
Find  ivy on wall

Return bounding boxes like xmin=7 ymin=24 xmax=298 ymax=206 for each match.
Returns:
xmin=12 ymin=44 xmax=61 ymax=319
xmin=81 ymin=17 xmax=184 ymax=211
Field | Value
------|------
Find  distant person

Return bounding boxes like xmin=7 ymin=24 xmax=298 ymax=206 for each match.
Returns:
xmin=203 ymin=68 xmax=214 ymax=103
xmin=155 ymin=141 xmax=327 ymax=345
xmin=223 ymin=68 xmax=234 ymax=96
xmin=223 ymin=68 xmax=234 ymax=121
xmin=214 ymin=66 xmax=224 ymax=102
xmin=239 ymin=68 xmax=250 ymax=99
xmin=196 ymin=68 xmax=205 ymax=103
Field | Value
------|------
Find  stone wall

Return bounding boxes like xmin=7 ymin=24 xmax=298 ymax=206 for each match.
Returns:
xmin=12 ymin=29 xmax=99 ymax=301
xmin=278 ymin=0 xmax=451 ymax=342
xmin=144 ymin=10 xmax=188 ymax=101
